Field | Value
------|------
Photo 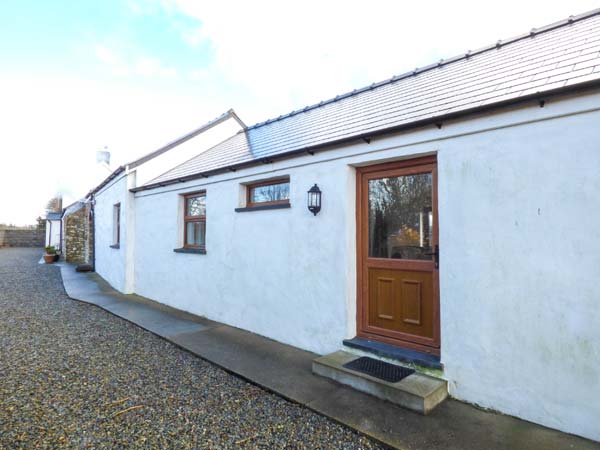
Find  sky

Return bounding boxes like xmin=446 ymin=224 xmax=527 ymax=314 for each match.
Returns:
xmin=0 ymin=0 xmax=597 ymax=225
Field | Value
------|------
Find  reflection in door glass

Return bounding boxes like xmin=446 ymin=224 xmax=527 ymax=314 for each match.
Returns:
xmin=368 ymin=173 xmax=432 ymax=260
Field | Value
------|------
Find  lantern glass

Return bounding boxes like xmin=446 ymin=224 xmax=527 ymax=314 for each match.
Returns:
xmin=307 ymin=184 xmax=321 ymax=215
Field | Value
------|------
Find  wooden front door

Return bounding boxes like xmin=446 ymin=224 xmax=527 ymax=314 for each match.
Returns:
xmin=357 ymin=156 xmax=440 ymax=355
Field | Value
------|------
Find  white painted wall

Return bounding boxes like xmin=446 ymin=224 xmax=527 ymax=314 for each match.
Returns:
xmin=45 ymin=219 xmax=61 ymax=247
xmin=93 ymin=115 xmax=240 ymax=292
xmin=95 ymin=90 xmax=600 ymax=442
xmin=94 ymin=173 xmax=132 ymax=293
xmin=438 ymin=109 xmax=600 ymax=442
xmin=134 ymin=161 xmax=356 ymax=354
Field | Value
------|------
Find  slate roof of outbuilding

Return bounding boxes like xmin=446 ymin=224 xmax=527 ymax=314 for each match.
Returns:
xmin=140 ymin=9 xmax=600 ymax=191
xmin=46 ymin=212 xmax=62 ymax=220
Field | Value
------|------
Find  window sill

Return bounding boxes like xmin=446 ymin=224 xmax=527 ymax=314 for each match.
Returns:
xmin=173 ymin=247 xmax=207 ymax=254
xmin=235 ymin=203 xmax=291 ymax=213
xmin=109 ymin=244 xmax=120 ymax=249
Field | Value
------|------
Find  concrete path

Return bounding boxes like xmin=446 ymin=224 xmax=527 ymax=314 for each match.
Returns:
xmin=60 ymin=264 xmax=598 ymax=450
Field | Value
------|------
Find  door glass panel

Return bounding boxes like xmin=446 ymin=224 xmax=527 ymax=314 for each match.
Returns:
xmin=368 ymin=172 xmax=433 ymax=260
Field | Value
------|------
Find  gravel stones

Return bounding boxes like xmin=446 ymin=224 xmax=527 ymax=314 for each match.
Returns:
xmin=0 ymin=248 xmax=385 ymax=449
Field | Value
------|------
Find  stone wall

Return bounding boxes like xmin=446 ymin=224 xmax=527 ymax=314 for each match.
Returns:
xmin=0 ymin=229 xmax=45 ymax=247
xmin=64 ymin=205 xmax=93 ymax=264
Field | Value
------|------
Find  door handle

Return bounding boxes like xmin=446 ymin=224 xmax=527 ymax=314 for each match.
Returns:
xmin=424 ymin=245 xmax=439 ymax=269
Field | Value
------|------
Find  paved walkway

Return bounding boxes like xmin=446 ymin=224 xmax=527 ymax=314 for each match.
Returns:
xmin=58 ymin=256 xmax=598 ymax=449
xmin=0 ymin=248 xmax=381 ymax=449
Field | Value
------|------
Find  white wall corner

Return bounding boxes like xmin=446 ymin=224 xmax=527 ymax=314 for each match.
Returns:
xmin=124 ymin=171 xmax=136 ymax=293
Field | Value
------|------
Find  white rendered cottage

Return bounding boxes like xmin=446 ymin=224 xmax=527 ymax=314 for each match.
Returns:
xmin=88 ymin=11 xmax=600 ymax=442
xmin=88 ymin=109 xmax=244 ymax=291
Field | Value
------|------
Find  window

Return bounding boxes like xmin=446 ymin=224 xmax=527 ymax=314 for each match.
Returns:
xmin=184 ymin=192 xmax=206 ymax=249
xmin=247 ymin=178 xmax=290 ymax=207
xmin=368 ymin=173 xmax=432 ymax=260
xmin=112 ymin=203 xmax=120 ymax=247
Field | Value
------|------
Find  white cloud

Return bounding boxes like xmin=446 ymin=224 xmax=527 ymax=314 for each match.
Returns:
xmin=133 ymin=57 xmax=178 ymax=78
xmin=0 ymin=74 xmax=226 ymax=224
xmin=94 ymin=45 xmax=119 ymax=66
xmin=1 ymin=0 xmax=597 ymax=224
xmin=166 ymin=0 xmax=600 ymax=121
xmin=94 ymin=44 xmax=178 ymax=79
xmin=126 ymin=0 xmax=168 ymax=16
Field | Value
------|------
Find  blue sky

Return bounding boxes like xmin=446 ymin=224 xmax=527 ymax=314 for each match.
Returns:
xmin=0 ymin=0 xmax=597 ymax=224
xmin=0 ymin=1 xmax=216 ymax=101
xmin=0 ymin=1 xmax=206 ymax=73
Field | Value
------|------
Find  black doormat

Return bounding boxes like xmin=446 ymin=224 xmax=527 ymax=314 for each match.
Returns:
xmin=343 ymin=357 xmax=415 ymax=383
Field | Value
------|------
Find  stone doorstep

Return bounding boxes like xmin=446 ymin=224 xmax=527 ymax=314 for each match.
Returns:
xmin=342 ymin=337 xmax=443 ymax=371
xmin=312 ymin=350 xmax=448 ymax=415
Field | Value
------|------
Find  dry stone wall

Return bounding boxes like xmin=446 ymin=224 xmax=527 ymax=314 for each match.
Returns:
xmin=0 ymin=230 xmax=45 ymax=247
xmin=64 ymin=205 xmax=93 ymax=264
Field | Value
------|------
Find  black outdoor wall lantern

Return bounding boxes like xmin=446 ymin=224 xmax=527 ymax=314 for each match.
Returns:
xmin=307 ymin=184 xmax=322 ymax=216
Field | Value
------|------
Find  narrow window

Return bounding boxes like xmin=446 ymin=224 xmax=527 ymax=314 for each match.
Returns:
xmin=247 ymin=178 xmax=290 ymax=207
xmin=184 ymin=192 xmax=206 ymax=249
xmin=113 ymin=203 xmax=121 ymax=246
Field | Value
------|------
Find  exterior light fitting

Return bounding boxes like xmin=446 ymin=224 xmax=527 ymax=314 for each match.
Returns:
xmin=307 ymin=184 xmax=322 ymax=216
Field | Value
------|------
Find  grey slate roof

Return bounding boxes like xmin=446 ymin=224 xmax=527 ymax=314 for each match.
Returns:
xmin=46 ymin=212 xmax=62 ymax=220
xmin=141 ymin=9 xmax=600 ymax=190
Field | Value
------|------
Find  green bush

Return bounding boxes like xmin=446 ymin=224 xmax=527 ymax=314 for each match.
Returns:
xmin=45 ymin=245 xmax=56 ymax=255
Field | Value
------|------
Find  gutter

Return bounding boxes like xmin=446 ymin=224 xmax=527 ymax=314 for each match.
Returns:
xmin=130 ymin=79 xmax=600 ymax=194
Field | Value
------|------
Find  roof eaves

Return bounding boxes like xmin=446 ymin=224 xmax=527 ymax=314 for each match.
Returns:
xmin=62 ymin=200 xmax=87 ymax=216
xmin=62 ymin=200 xmax=81 ymax=211
xmin=86 ymin=165 xmax=126 ymax=198
xmin=245 ymin=8 xmax=600 ymax=132
xmin=130 ymin=78 xmax=600 ymax=194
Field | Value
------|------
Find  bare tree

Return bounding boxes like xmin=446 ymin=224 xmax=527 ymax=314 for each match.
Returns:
xmin=368 ymin=173 xmax=432 ymax=259
xmin=45 ymin=196 xmax=63 ymax=214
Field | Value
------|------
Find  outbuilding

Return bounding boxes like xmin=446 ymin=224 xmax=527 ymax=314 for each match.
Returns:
xmin=44 ymin=212 xmax=62 ymax=249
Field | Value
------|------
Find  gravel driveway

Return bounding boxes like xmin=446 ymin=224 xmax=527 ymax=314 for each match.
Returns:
xmin=0 ymin=248 xmax=384 ymax=449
